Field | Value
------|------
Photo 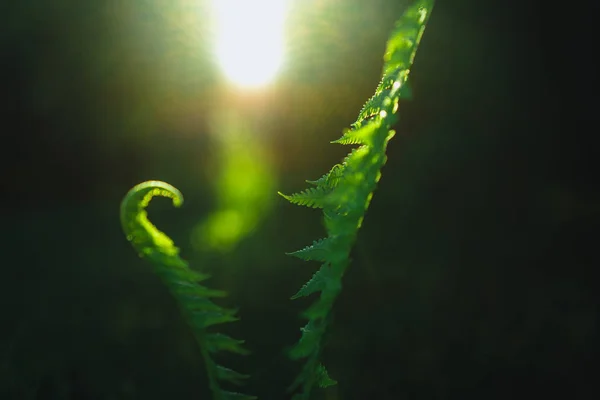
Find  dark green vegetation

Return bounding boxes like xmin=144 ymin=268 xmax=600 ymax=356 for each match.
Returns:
xmin=3 ymin=0 xmax=598 ymax=399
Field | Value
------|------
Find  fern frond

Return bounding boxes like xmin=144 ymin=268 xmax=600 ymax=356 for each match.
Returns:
xmin=332 ymin=118 xmax=383 ymax=146
xmin=281 ymin=1 xmax=435 ymax=398
xmin=189 ymin=309 xmax=239 ymax=329
xmin=120 ymin=180 xmax=255 ymax=400
xmin=383 ymin=2 xmax=432 ymax=76
xmin=288 ymin=355 xmax=336 ymax=399
xmin=354 ymin=91 xmax=393 ymax=127
xmin=305 ymin=164 xmax=345 ymax=189
xmin=205 ymin=333 xmax=250 ymax=355
xmin=287 ymin=237 xmax=337 ymax=262
xmin=315 ymin=363 xmax=337 ymax=388
xmin=215 ymin=366 xmax=251 ymax=386
xmin=289 ymin=321 xmax=321 ymax=360
xmin=278 ymin=186 xmax=332 ymax=209
xmin=290 ymin=264 xmax=341 ymax=301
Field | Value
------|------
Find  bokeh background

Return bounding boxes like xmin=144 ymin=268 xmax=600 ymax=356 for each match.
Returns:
xmin=2 ymin=0 xmax=598 ymax=399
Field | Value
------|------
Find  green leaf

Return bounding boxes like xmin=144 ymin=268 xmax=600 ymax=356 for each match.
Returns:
xmin=289 ymin=321 xmax=322 ymax=359
xmin=172 ymin=283 xmax=228 ymax=299
xmin=302 ymin=296 xmax=334 ymax=321
xmin=332 ymin=119 xmax=383 ymax=146
xmin=190 ymin=310 xmax=239 ymax=328
xmin=120 ymin=181 xmax=183 ymax=258
xmin=355 ymin=91 xmax=393 ymax=126
xmin=155 ymin=267 xmax=211 ymax=285
xmin=287 ymin=237 xmax=336 ymax=262
xmin=215 ymin=365 xmax=252 ymax=386
xmin=316 ymin=363 xmax=337 ymax=388
xmin=205 ymin=333 xmax=250 ymax=355
xmin=178 ymin=295 xmax=224 ymax=312
xmin=290 ymin=265 xmax=335 ymax=300
xmin=278 ymin=186 xmax=331 ymax=209
xmin=306 ymin=164 xmax=345 ymax=189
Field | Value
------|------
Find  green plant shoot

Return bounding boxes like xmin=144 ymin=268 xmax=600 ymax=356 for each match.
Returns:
xmin=120 ymin=180 xmax=255 ymax=400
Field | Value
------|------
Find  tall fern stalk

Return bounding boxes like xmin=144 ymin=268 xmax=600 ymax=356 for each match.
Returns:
xmin=120 ymin=181 xmax=255 ymax=400
xmin=279 ymin=1 xmax=435 ymax=398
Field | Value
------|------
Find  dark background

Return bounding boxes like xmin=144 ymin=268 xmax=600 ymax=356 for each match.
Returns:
xmin=2 ymin=0 xmax=598 ymax=399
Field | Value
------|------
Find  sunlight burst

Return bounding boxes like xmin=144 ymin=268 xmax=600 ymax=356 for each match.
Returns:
xmin=212 ymin=0 xmax=289 ymax=88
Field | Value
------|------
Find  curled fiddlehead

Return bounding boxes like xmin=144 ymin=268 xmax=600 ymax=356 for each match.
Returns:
xmin=120 ymin=180 xmax=255 ymax=400
xmin=279 ymin=1 xmax=435 ymax=398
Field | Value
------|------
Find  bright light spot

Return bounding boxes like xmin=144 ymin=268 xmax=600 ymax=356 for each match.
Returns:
xmin=212 ymin=0 xmax=289 ymax=88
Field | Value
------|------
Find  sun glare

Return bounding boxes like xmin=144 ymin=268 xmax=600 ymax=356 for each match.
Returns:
xmin=212 ymin=0 xmax=289 ymax=88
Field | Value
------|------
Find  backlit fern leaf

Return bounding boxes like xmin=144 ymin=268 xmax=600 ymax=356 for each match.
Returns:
xmin=332 ymin=118 xmax=383 ymax=146
xmin=278 ymin=186 xmax=332 ymax=209
xmin=280 ymin=1 xmax=435 ymax=398
xmin=290 ymin=264 xmax=339 ymax=300
xmin=355 ymin=90 xmax=393 ymax=125
xmin=287 ymin=237 xmax=338 ymax=262
xmin=120 ymin=181 xmax=255 ymax=400
xmin=306 ymin=164 xmax=345 ymax=189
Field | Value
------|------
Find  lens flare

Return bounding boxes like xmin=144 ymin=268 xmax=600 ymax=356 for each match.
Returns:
xmin=212 ymin=0 xmax=289 ymax=88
